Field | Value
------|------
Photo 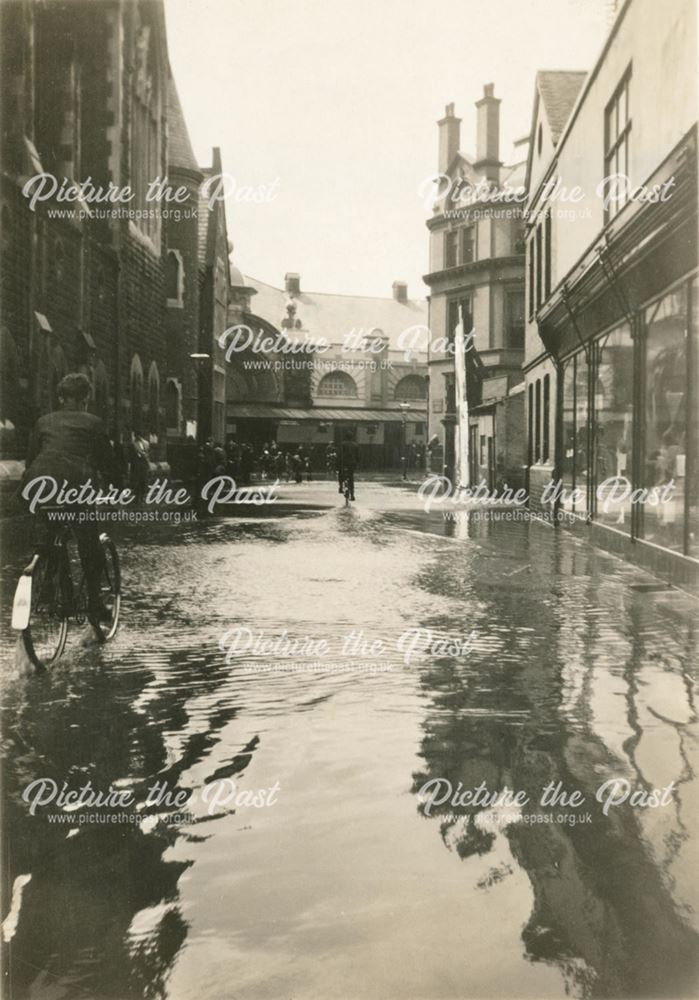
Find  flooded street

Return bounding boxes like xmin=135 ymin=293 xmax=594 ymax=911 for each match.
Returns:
xmin=1 ymin=481 xmax=698 ymax=1000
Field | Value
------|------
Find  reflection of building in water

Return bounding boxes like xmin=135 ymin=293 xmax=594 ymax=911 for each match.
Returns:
xmin=524 ymin=0 xmax=698 ymax=590
xmin=411 ymin=521 xmax=699 ymax=997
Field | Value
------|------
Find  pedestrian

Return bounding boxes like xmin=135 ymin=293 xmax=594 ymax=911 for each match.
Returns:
xmin=130 ymin=430 xmax=150 ymax=502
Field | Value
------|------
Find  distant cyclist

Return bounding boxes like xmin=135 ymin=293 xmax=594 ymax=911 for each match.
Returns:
xmin=20 ymin=372 xmax=118 ymax=624
xmin=337 ymin=432 xmax=359 ymax=501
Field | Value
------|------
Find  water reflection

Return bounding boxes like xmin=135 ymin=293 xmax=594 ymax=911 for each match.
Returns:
xmin=1 ymin=500 xmax=698 ymax=998
xmin=411 ymin=520 xmax=699 ymax=998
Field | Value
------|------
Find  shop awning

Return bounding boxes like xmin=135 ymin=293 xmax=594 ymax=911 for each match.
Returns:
xmin=226 ymin=404 xmax=427 ymax=423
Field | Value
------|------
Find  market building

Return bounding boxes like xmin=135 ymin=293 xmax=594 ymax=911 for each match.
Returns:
xmin=423 ymin=86 xmax=528 ymax=488
xmin=524 ymin=0 xmax=698 ymax=589
xmin=222 ymin=272 xmax=429 ymax=471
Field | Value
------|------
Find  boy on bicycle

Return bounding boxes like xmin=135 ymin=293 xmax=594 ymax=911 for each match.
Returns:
xmin=337 ymin=432 xmax=359 ymax=502
xmin=20 ymin=373 xmax=119 ymax=625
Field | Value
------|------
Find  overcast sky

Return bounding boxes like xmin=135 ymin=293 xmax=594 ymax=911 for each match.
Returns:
xmin=166 ymin=0 xmax=609 ymax=298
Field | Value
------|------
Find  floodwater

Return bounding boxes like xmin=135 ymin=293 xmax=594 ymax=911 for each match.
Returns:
xmin=0 ymin=482 xmax=697 ymax=999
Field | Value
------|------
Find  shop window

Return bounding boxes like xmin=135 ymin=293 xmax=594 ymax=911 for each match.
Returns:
xmin=594 ymin=323 xmax=633 ymax=531
xmin=574 ymin=350 xmax=590 ymax=516
xmin=688 ymin=278 xmax=698 ymax=559
xmin=543 ymin=373 xmax=550 ymax=463
xmin=642 ymin=289 xmax=687 ymax=553
xmin=561 ymin=360 xmax=576 ymax=509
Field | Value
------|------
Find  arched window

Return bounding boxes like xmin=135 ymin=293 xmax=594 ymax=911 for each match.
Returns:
xmin=148 ymin=361 xmax=160 ymax=435
xmin=166 ymin=249 xmax=183 ymax=305
xmin=165 ymin=378 xmax=180 ymax=431
xmin=317 ymin=371 xmax=358 ymax=398
xmin=130 ymin=354 xmax=144 ymax=434
xmin=394 ymin=375 xmax=427 ymax=401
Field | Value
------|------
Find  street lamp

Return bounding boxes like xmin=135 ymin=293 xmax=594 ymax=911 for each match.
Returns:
xmin=399 ymin=401 xmax=411 ymax=481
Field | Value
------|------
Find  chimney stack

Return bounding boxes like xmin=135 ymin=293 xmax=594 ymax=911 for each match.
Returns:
xmin=392 ymin=281 xmax=408 ymax=303
xmin=284 ymin=272 xmax=300 ymax=295
xmin=474 ymin=84 xmax=501 ymax=185
xmin=437 ymin=103 xmax=461 ymax=174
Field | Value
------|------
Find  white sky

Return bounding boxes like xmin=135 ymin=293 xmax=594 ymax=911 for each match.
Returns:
xmin=166 ymin=0 xmax=609 ymax=298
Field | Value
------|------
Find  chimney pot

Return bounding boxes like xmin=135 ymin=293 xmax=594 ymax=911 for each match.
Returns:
xmin=437 ymin=103 xmax=461 ymax=175
xmin=284 ymin=272 xmax=300 ymax=295
xmin=392 ymin=281 xmax=408 ymax=303
xmin=474 ymin=83 xmax=501 ymax=185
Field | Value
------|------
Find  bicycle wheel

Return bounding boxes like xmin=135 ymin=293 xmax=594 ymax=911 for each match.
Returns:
xmin=93 ymin=534 xmax=121 ymax=640
xmin=21 ymin=549 xmax=70 ymax=669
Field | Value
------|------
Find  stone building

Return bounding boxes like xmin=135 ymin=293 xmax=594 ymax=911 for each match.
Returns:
xmin=524 ymin=0 xmax=698 ymax=589
xmin=221 ymin=272 xmax=429 ymax=470
xmin=424 ymin=86 xmax=528 ymax=488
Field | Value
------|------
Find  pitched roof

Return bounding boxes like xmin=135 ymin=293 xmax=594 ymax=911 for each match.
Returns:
xmin=537 ymin=71 xmax=587 ymax=144
xmin=247 ymin=278 xmax=429 ymax=354
xmin=167 ymin=75 xmax=199 ymax=173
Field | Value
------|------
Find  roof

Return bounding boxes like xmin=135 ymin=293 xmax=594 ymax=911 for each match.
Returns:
xmin=247 ymin=278 xmax=429 ymax=353
xmin=536 ymin=71 xmax=587 ymax=144
xmin=227 ymin=404 xmax=426 ymax=422
xmin=167 ymin=76 xmax=199 ymax=173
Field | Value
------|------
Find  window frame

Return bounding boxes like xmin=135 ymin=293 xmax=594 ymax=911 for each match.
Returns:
xmin=604 ymin=65 xmax=632 ymax=223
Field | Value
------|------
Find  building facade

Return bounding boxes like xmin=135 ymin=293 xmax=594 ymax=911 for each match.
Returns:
xmin=424 ymin=86 xmax=528 ymax=488
xmin=0 ymin=0 xmax=231 ymax=477
xmin=222 ymin=272 xmax=429 ymax=470
xmin=524 ymin=0 xmax=698 ymax=588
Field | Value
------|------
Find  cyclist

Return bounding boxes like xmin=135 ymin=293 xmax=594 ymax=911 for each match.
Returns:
xmin=20 ymin=372 xmax=119 ymax=625
xmin=337 ymin=432 xmax=359 ymax=501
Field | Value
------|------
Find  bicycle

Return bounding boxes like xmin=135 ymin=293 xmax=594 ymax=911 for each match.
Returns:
xmin=11 ymin=522 xmax=121 ymax=669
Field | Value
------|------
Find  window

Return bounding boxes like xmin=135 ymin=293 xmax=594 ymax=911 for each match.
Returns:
xmin=642 ymin=291 xmax=687 ymax=552
xmin=604 ymin=67 xmax=631 ymax=221
xmin=528 ymin=383 xmax=534 ymax=464
xmin=528 ymin=234 xmax=535 ymax=319
xmin=447 ymin=297 xmax=473 ymax=345
xmin=394 ymin=375 xmax=427 ymax=401
xmin=445 ymin=230 xmax=458 ymax=268
xmin=445 ymin=226 xmax=476 ymax=269
xmin=130 ymin=354 xmax=144 ymax=434
xmin=542 ymin=374 xmax=550 ymax=462
xmin=148 ymin=362 xmax=160 ymax=435
xmin=317 ymin=371 xmax=358 ymax=397
xmin=165 ymin=379 xmax=180 ymax=431
xmin=535 ymin=225 xmax=542 ymax=308
xmin=166 ymin=250 xmax=184 ymax=305
xmin=460 ymin=226 xmax=475 ymax=264
xmin=131 ymin=20 xmax=161 ymax=244
xmin=505 ymin=290 xmax=525 ymax=350
xmin=535 ymin=379 xmax=542 ymax=461
xmin=480 ymin=434 xmax=486 ymax=466
xmin=595 ymin=323 xmax=633 ymax=532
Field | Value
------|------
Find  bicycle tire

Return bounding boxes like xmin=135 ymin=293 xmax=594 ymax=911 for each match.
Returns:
xmin=92 ymin=534 xmax=121 ymax=641
xmin=22 ymin=548 xmax=70 ymax=669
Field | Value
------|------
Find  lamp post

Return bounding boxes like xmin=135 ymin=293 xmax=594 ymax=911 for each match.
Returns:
xmin=399 ymin=401 xmax=411 ymax=481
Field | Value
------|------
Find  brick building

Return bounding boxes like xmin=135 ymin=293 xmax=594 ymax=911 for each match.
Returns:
xmin=0 ymin=0 xmax=227 ymax=473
